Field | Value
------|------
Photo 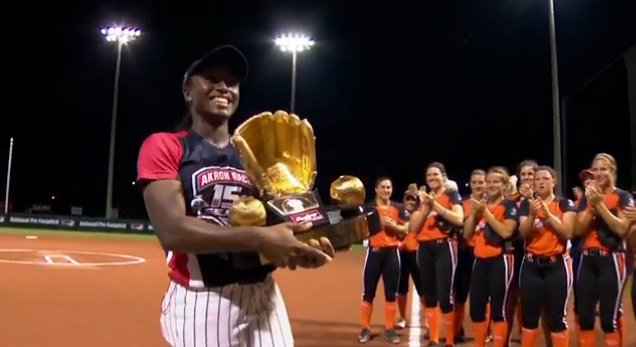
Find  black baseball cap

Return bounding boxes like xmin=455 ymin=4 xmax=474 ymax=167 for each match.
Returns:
xmin=182 ymin=45 xmax=249 ymax=86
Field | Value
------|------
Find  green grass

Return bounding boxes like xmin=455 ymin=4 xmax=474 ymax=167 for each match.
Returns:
xmin=0 ymin=227 xmax=157 ymax=241
xmin=0 ymin=227 xmax=368 ymax=252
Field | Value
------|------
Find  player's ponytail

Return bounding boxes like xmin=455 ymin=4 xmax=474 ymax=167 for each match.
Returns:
xmin=175 ymin=111 xmax=193 ymax=131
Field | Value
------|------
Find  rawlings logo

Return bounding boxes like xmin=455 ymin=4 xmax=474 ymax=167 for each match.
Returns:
xmin=290 ymin=210 xmax=325 ymax=224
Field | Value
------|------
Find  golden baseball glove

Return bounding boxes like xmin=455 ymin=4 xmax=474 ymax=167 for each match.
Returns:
xmin=232 ymin=110 xmax=317 ymax=198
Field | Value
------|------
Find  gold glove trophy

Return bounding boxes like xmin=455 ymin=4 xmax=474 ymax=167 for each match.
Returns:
xmin=229 ymin=111 xmax=382 ymax=265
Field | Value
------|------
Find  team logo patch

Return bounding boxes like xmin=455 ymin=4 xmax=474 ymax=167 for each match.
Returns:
xmin=190 ymin=166 xmax=256 ymax=225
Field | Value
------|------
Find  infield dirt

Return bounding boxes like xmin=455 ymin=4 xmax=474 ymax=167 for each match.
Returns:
xmin=0 ymin=233 xmax=633 ymax=346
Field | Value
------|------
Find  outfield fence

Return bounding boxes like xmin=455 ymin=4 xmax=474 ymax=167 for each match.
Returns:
xmin=0 ymin=213 xmax=153 ymax=234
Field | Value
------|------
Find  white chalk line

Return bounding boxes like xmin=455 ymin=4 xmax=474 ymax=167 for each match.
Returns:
xmin=44 ymin=255 xmax=79 ymax=265
xmin=408 ymin=283 xmax=421 ymax=347
xmin=0 ymin=249 xmax=146 ymax=267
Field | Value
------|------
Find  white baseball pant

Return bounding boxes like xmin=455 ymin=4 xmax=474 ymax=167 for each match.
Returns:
xmin=160 ymin=276 xmax=293 ymax=347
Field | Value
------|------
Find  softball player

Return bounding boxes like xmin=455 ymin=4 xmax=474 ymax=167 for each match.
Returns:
xmin=395 ymin=184 xmax=424 ymax=330
xmin=505 ymin=160 xmax=543 ymax=345
xmin=409 ymin=162 xmax=464 ymax=346
xmin=455 ymin=169 xmax=486 ymax=343
xmin=517 ymin=166 xmax=576 ymax=347
xmin=137 ymin=45 xmax=335 ymax=347
xmin=463 ymin=167 xmax=518 ymax=347
xmin=628 ymin=206 xmax=636 ymax=320
xmin=571 ymin=169 xmax=594 ymax=326
xmin=359 ymin=177 xmax=407 ymax=344
xmin=575 ymin=153 xmax=634 ymax=347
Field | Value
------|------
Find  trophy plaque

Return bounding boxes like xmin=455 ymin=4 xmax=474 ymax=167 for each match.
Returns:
xmin=229 ymin=111 xmax=381 ymax=264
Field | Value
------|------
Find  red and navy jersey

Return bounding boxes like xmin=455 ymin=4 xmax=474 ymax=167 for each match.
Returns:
xmin=137 ymin=130 xmax=274 ymax=288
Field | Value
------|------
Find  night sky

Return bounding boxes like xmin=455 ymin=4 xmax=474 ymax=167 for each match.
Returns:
xmin=4 ymin=0 xmax=636 ymax=218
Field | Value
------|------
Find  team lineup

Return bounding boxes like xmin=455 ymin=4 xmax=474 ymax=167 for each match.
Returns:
xmin=360 ymin=157 xmax=636 ymax=347
xmin=136 ymin=44 xmax=636 ymax=347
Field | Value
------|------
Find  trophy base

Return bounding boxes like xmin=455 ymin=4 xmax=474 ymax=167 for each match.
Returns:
xmin=258 ymin=207 xmax=381 ymax=265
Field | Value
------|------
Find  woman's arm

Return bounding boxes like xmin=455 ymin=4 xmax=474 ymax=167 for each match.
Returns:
xmin=432 ymin=203 xmax=464 ymax=226
xmin=592 ymin=191 xmax=633 ymax=237
xmin=547 ymin=211 xmax=576 ymax=240
xmin=573 ymin=197 xmax=594 ymax=237
xmin=483 ymin=202 xmax=517 ymax=238
xmin=144 ymin=180 xmax=262 ymax=252
xmin=518 ymin=200 xmax=535 ymax=237
xmin=463 ymin=213 xmax=478 ymax=240
xmin=431 ymin=190 xmax=464 ymax=226
xmin=544 ymin=199 xmax=577 ymax=239
xmin=409 ymin=205 xmax=429 ymax=233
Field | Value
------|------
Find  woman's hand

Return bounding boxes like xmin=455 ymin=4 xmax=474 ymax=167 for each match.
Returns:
xmin=585 ymin=183 xmax=603 ymax=207
xmin=470 ymin=198 xmax=485 ymax=215
xmin=519 ymin=183 xmax=533 ymax=199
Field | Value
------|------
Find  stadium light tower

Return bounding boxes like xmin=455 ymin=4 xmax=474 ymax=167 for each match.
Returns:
xmin=275 ymin=33 xmax=315 ymax=113
xmin=101 ymin=25 xmax=141 ymax=219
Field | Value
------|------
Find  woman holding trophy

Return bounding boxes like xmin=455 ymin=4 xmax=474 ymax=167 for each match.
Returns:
xmin=358 ymin=177 xmax=408 ymax=344
xmin=137 ymin=45 xmax=336 ymax=347
xmin=409 ymin=162 xmax=464 ymax=347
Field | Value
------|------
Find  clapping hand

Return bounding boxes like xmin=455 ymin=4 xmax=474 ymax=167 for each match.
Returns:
xmin=530 ymin=198 xmax=549 ymax=216
xmin=585 ymin=182 xmax=602 ymax=206
xmin=420 ymin=190 xmax=435 ymax=207
xmin=519 ymin=183 xmax=534 ymax=200
xmin=470 ymin=198 xmax=486 ymax=216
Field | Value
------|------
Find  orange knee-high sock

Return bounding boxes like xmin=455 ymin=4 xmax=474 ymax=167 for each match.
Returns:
xmin=397 ymin=294 xmax=408 ymax=318
xmin=384 ymin=302 xmax=397 ymax=329
xmin=577 ymin=330 xmax=596 ymax=347
xmin=425 ymin=307 xmax=440 ymax=343
xmin=491 ymin=321 xmax=509 ymax=347
xmin=472 ymin=320 xmax=489 ymax=347
xmin=604 ymin=332 xmax=621 ymax=347
xmin=420 ymin=299 xmax=429 ymax=328
xmin=361 ymin=301 xmax=373 ymax=328
xmin=442 ymin=311 xmax=456 ymax=344
xmin=550 ymin=330 xmax=569 ymax=347
xmin=454 ymin=303 xmax=465 ymax=334
xmin=520 ymin=328 xmax=539 ymax=347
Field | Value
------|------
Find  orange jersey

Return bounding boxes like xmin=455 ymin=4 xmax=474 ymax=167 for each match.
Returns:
xmin=416 ymin=190 xmax=463 ymax=242
xmin=578 ymin=188 xmax=633 ymax=251
xmin=368 ymin=201 xmax=408 ymax=248
xmin=518 ymin=196 xmax=576 ymax=256
xmin=399 ymin=209 xmax=418 ymax=251
xmin=472 ymin=199 xmax=519 ymax=259
xmin=462 ymin=199 xmax=476 ymax=247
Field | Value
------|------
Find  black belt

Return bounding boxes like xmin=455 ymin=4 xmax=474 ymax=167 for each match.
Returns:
xmin=418 ymin=238 xmax=452 ymax=245
xmin=525 ymin=253 xmax=564 ymax=265
xmin=370 ymin=246 xmax=399 ymax=252
xmin=582 ymin=248 xmax=617 ymax=257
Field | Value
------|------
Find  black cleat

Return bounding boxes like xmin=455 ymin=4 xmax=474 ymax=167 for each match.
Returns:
xmin=358 ymin=328 xmax=372 ymax=344
xmin=384 ymin=329 xmax=400 ymax=344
